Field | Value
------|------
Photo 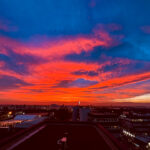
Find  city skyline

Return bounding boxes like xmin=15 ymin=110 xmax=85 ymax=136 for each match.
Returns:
xmin=1 ymin=0 xmax=150 ymax=105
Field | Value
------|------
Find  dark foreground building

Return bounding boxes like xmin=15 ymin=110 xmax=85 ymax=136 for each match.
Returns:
xmin=120 ymin=112 xmax=150 ymax=150
xmin=0 ymin=122 xmax=124 ymax=150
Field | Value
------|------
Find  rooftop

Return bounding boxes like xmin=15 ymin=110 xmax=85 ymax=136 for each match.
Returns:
xmin=0 ymin=122 xmax=123 ymax=150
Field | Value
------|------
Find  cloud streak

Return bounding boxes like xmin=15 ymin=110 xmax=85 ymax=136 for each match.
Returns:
xmin=0 ymin=75 xmax=31 ymax=90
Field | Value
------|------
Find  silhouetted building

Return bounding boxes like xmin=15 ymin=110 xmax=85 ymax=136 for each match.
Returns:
xmin=72 ymin=106 xmax=79 ymax=121
xmin=79 ymin=107 xmax=90 ymax=121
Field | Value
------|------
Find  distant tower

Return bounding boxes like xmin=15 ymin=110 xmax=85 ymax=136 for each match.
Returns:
xmin=78 ymin=101 xmax=80 ymax=106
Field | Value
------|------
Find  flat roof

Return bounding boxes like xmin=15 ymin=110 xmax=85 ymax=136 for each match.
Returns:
xmin=12 ymin=123 xmax=116 ymax=150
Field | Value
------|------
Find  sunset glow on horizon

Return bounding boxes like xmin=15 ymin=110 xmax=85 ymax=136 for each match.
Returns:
xmin=1 ymin=0 xmax=150 ymax=105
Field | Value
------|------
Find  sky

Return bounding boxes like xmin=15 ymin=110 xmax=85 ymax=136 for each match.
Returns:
xmin=0 ymin=0 xmax=150 ymax=105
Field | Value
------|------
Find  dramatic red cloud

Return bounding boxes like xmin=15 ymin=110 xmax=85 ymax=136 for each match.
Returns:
xmin=0 ymin=25 xmax=121 ymax=58
xmin=25 ymin=29 xmax=121 ymax=58
xmin=1 ymin=60 xmax=150 ymax=105
xmin=1 ymin=25 xmax=150 ymax=105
